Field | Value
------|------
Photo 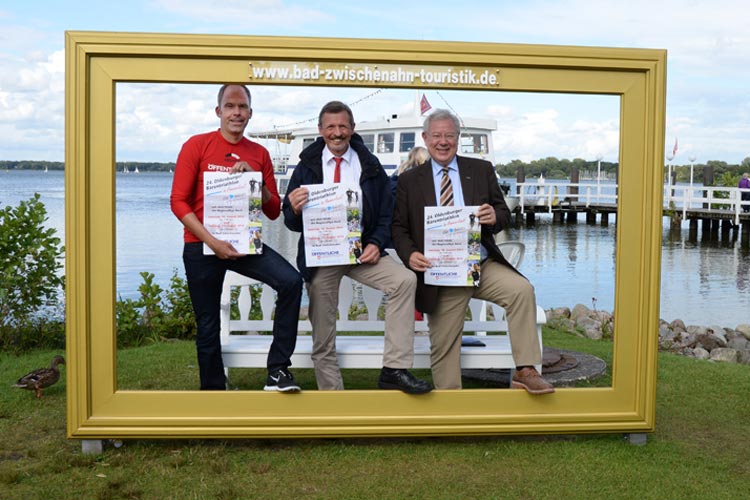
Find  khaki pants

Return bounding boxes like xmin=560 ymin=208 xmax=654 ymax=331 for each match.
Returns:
xmin=307 ymin=256 xmax=417 ymax=390
xmin=427 ymin=260 xmax=541 ymax=389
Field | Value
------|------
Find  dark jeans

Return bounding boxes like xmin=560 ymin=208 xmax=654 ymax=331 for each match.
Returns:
xmin=742 ymin=191 xmax=750 ymax=212
xmin=183 ymin=242 xmax=303 ymax=390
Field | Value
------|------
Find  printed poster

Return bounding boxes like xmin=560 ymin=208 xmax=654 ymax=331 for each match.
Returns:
xmin=302 ymin=183 xmax=362 ymax=267
xmin=424 ymin=206 xmax=482 ymax=287
xmin=202 ymin=171 xmax=263 ymax=255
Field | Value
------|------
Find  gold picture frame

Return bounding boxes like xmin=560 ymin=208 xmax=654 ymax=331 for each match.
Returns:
xmin=65 ymin=31 xmax=665 ymax=439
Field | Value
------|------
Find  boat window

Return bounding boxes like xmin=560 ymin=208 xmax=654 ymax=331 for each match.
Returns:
xmin=399 ymin=132 xmax=416 ymax=152
xmin=302 ymin=138 xmax=315 ymax=150
xmin=377 ymin=133 xmax=394 ymax=153
xmin=360 ymin=134 xmax=375 ymax=152
xmin=460 ymin=134 xmax=489 ymax=154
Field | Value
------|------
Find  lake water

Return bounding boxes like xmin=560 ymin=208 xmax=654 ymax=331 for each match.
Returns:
xmin=2 ymin=169 xmax=749 ymax=327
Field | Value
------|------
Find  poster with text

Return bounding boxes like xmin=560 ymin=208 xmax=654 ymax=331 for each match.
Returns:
xmin=202 ymin=171 xmax=263 ymax=255
xmin=302 ymin=183 xmax=362 ymax=267
xmin=424 ymin=206 xmax=482 ymax=286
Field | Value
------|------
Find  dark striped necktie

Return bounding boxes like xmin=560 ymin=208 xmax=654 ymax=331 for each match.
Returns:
xmin=440 ymin=166 xmax=454 ymax=206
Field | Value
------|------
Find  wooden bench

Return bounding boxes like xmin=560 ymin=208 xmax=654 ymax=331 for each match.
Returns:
xmin=219 ymin=242 xmax=544 ymax=376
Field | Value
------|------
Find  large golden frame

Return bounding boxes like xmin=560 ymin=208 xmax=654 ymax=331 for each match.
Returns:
xmin=65 ymin=31 xmax=665 ymax=439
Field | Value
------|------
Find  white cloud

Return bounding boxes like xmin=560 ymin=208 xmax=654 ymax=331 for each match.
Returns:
xmin=153 ymin=0 xmax=331 ymax=29
xmin=0 ymin=48 xmax=65 ymax=160
xmin=492 ymin=105 xmax=621 ymax=163
xmin=1 ymin=1 xmax=748 ymax=162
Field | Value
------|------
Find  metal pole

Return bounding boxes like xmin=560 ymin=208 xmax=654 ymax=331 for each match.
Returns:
xmin=666 ymin=154 xmax=674 ymax=205
xmin=687 ymin=156 xmax=696 ymax=219
xmin=596 ymin=155 xmax=602 ymax=203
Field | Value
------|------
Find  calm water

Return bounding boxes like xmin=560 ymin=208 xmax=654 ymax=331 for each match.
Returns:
xmin=2 ymin=169 xmax=749 ymax=327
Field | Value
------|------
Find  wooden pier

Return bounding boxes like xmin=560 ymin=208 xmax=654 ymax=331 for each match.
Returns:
xmin=510 ymin=180 xmax=750 ymax=244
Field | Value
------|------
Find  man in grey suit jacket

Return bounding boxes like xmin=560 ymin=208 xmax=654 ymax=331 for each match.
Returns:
xmin=391 ymin=109 xmax=554 ymax=394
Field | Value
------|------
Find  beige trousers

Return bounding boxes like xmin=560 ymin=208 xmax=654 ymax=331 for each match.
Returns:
xmin=427 ymin=260 xmax=541 ymax=389
xmin=307 ymin=255 xmax=417 ymax=390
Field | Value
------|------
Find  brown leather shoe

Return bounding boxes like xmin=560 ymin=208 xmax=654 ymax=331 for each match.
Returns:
xmin=511 ymin=367 xmax=555 ymax=395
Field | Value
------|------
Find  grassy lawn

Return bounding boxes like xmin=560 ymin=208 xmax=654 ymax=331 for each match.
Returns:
xmin=1 ymin=331 xmax=747 ymax=500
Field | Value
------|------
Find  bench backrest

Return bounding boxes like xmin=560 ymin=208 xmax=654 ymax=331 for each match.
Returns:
xmin=219 ymin=241 xmax=527 ymax=342
xmin=220 ymin=273 xmax=513 ymax=341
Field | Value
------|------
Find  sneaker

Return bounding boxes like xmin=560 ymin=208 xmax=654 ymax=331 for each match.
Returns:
xmin=264 ymin=368 xmax=301 ymax=392
xmin=511 ymin=366 xmax=555 ymax=395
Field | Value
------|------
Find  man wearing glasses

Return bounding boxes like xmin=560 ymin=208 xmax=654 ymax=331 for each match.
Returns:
xmin=391 ymin=109 xmax=554 ymax=395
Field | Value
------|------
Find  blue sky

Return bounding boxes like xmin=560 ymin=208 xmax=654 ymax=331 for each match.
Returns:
xmin=1 ymin=0 xmax=748 ymax=164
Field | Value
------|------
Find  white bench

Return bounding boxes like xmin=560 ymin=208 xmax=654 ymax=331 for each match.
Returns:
xmin=219 ymin=242 xmax=544 ymax=376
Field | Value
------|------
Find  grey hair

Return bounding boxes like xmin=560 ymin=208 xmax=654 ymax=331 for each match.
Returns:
xmin=422 ymin=108 xmax=461 ymax=134
xmin=318 ymin=100 xmax=355 ymax=128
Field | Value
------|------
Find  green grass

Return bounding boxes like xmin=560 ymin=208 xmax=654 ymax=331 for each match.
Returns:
xmin=1 ymin=332 xmax=748 ymax=500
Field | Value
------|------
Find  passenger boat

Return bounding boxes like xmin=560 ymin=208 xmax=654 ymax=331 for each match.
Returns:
xmin=249 ymin=107 xmax=512 ymax=201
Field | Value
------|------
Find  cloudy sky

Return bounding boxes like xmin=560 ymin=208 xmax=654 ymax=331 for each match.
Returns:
xmin=1 ymin=0 xmax=748 ymax=165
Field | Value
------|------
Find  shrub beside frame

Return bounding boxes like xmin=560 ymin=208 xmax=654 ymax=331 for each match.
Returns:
xmin=65 ymin=31 xmax=666 ymax=439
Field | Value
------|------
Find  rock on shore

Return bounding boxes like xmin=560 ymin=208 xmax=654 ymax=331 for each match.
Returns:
xmin=545 ymin=304 xmax=750 ymax=366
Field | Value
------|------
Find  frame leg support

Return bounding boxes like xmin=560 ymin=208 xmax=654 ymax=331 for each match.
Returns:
xmin=624 ymin=433 xmax=648 ymax=446
xmin=81 ymin=439 xmax=104 ymax=454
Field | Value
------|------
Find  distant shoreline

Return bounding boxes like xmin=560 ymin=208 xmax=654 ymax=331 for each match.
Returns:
xmin=0 ymin=162 xmax=176 ymax=173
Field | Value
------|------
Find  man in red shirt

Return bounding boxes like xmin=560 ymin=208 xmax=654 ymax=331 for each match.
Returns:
xmin=170 ymin=84 xmax=303 ymax=391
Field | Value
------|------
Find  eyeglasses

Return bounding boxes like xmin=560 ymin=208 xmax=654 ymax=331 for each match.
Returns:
xmin=427 ymin=133 xmax=458 ymax=142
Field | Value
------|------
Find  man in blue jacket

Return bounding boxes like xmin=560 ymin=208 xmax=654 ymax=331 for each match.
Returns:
xmin=283 ymin=101 xmax=431 ymax=394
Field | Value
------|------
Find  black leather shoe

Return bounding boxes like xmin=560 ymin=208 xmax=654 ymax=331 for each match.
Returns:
xmin=378 ymin=368 xmax=433 ymax=394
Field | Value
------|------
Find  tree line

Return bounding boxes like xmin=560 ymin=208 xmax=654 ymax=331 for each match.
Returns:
xmin=3 ymin=157 xmax=750 ymax=183
xmin=495 ymin=157 xmax=750 ymax=184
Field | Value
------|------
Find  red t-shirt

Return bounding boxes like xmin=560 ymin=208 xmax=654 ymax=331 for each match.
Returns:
xmin=170 ymin=129 xmax=281 ymax=243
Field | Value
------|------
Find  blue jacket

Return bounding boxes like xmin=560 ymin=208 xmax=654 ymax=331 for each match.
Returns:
xmin=282 ymin=133 xmax=393 ymax=281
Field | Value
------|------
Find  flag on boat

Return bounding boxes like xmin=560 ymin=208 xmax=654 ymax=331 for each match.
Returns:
xmin=420 ymin=94 xmax=432 ymax=115
xmin=672 ymin=137 xmax=678 ymax=157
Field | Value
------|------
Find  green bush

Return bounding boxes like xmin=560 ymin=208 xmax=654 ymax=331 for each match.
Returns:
xmin=0 ymin=194 xmax=65 ymax=350
xmin=162 ymin=271 xmax=196 ymax=338
xmin=0 ymin=313 xmax=66 ymax=353
xmin=115 ymin=270 xmax=270 ymax=348
xmin=229 ymin=283 xmax=263 ymax=321
xmin=0 ymin=194 xmax=265 ymax=352
xmin=709 ymin=172 xmax=739 ymax=209
xmin=116 ymin=270 xmax=197 ymax=348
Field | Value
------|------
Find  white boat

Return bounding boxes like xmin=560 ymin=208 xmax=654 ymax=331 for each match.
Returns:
xmin=519 ymin=174 xmax=560 ymax=208
xmin=498 ymin=181 xmax=520 ymax=212
xmin=521 ymin=174 xmax=547 ymax=207
xmin=249 ymin=107 xmax=499 ymax=195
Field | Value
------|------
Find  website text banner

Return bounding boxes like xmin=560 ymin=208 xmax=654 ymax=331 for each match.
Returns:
xmin=248 ymin=61 xmax=502 ymax=88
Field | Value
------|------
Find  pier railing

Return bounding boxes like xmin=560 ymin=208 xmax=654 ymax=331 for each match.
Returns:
xmin=516 ymin=182 xmax=617 ymax=213
xmin=513 ymin=181 xmax=750 ymax=224
xmin=664 ymin=185 xmax=750 ymax=224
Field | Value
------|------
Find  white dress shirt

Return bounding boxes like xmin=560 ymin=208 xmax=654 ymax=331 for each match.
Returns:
xmin=322 ymin=146 xmax=361 ymax=185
